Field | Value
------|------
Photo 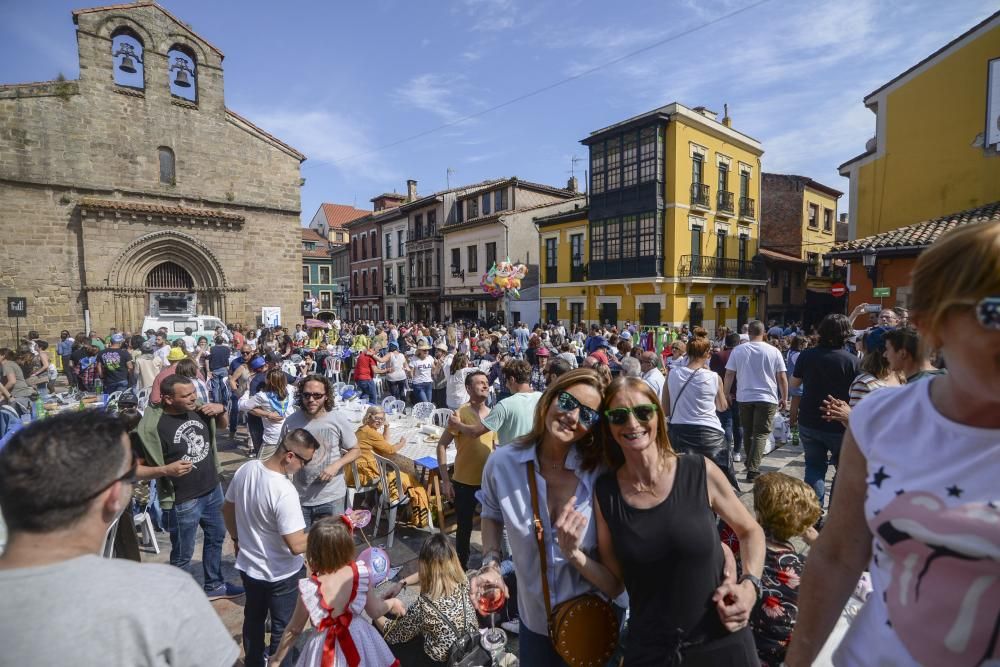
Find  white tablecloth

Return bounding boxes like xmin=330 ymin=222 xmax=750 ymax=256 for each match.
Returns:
xmin=334 ymin=401 xmax=456 ymax=466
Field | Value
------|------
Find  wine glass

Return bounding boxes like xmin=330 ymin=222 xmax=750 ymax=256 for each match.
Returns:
xmin=475 ymin=570 xmax=507 ymax=658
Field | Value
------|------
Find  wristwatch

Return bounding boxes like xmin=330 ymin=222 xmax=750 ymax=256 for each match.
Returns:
xmin=739 ymin=573 xmax=762 ymax=600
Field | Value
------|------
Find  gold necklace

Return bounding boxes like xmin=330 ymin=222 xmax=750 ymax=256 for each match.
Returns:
xmin=630 ymin=457 xmax=665 ymax=494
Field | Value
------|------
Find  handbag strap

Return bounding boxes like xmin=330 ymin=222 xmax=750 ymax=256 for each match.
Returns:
xmin=526 ymin=460 xmax=554 ymax=621
xmin=669 ymin=367 xmax=700 ymax=423
xmin=422 ymin=591 xmax=469 ymax=639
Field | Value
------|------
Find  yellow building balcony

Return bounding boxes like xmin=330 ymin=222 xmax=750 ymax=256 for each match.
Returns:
xmin=677 ymin=255 xmax=766 ymax=283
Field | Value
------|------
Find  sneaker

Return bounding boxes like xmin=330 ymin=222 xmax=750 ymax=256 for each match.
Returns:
xmin=733 ymin=453 xmax=743 ymax=463
xmin=744 ymin=471 xmax=760 ymax=483
xmin=206 ymin=582 xmax=245 ymax=601
xmin=500 ymin=619 xmax=520 ymax=635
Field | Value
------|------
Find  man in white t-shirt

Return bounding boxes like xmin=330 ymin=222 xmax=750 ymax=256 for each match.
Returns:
xmin=0 ymin=411 xmax=238 ymax=667
xmin=223 ymin=429 xmax=316 ymax=667
xmin=639 ymin=351 xmax=666 ymax=398
xmin=724 ymin=320 xmax=787 ymax=481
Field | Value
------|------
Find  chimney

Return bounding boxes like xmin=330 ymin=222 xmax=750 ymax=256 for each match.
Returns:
xmin=839 ymin=213 xmax=848 ymax=223
xmin=406 ymin=179 xmax=418 ymax=202
xmin=721 ymin=103 xmax=732 ymax=128
xmin=566 ymin=176 xmax=578 ymax=193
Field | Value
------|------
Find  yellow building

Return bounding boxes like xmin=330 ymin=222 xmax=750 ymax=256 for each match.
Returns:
xmin=839 ymin=10 xmax=1000 ymax=241
xmin=537 ymin=102 xmax=766 ymax=330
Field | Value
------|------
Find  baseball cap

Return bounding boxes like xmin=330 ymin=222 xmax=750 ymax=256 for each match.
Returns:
xmin=389 ymin=342 xmax=399 ymax=350
xmin=167 ymin=347 xmax=187 ymax=362
xmin=249 ymin=356 xmax=266 ymax=371
xmin=111 ymin=333 xmax=125 ymax=343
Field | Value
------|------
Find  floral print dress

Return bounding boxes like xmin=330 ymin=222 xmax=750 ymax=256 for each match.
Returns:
xmin=750 ymin=542 xmax=805 ymax=667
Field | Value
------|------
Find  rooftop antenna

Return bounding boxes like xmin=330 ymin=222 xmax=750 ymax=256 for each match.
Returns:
xmin=446 ymin=167 xmax=456 ymax=189
xmin=569 ymin=155 xmax=582 ymax=178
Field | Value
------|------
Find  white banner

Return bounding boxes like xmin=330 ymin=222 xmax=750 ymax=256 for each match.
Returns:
xmin=988 ymin=57 xmax=1000 ymax=148
xmin=261 ymin=307 xmax=281 ymax=328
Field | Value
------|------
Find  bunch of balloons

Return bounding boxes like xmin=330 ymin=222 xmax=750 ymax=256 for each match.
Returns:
xmin=480 ymin=259 xmax=529 ymax=299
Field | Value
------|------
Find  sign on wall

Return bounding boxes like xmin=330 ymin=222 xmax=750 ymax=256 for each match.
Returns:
xmin=261 ymin=307 xmax=281 ymax=328
xmin=7 ymin=297 xmax=27 ymax=318
xmin=988 ymin=57 xmax=1000 ymax=149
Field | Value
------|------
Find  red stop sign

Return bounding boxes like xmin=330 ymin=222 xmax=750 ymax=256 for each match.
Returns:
xmin=831 ymin=283 xmax=847 ymax=298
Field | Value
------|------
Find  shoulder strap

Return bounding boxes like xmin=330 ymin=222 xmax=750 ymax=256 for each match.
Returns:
xmin=526 ymin=460 xmax=554 ymax=620
xmin=422 ymin=593 xmax=468 ymax=637
xmin=669 ymin=367 xmax=700 ymax=423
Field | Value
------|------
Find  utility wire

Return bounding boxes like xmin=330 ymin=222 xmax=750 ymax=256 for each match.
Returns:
xmin=330 ymin=0 xmax=774 ymax=165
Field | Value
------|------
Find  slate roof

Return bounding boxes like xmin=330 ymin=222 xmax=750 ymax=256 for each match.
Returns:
xmin=830 ymin=201 xmax=1000 ymax=256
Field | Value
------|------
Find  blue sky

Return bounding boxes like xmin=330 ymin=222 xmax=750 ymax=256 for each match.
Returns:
xmin=1 ymin=0 xmax=996 ymax=225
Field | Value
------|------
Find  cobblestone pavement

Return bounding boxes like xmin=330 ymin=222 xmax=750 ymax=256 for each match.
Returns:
xmin=142 ymin=430 xmax=824 ymax=665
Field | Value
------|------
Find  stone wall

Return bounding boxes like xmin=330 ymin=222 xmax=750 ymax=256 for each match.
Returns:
xmin=0 ymin=3 xmax=304 ymax=342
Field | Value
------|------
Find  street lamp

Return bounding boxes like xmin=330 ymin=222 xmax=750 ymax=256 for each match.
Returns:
xmin=862 ymin=248 xmax=877 ymax=283
xmin=821 ymin=253 xmax=832 ymax=277
xmin=450 ymin=265 xmax=465 ymax=280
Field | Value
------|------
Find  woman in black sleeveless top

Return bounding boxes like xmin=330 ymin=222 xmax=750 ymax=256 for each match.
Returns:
xmin=589 ymin=377 xmax=765 ymax=665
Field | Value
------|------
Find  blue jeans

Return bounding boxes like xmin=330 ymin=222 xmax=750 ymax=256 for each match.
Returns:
xmin=209 ymin=367 xmax=230 ymax=405
xmin=356 ymin=379 xmax=377 ymax=404
xmin=520 ymin=624 xmax=569 ymax=666
xmin=412 ymin=382 xmax=433 ymax=404
xmin=240 ymin=566 xmax=306 ymax=667
xmin=106 ymin=380 xmax=129 ymax=393
xmin=717 ymin=401 xmax=743 ymax=454
xmin=228 ymin=391 xmax=242 ymax=436
xmin=800 ymin=424 xmax=844 ymax=506
xmin=162 ymin=484 xmax=226 ymax=591
xmin=301 ymin=498 xmax=346 ymax=528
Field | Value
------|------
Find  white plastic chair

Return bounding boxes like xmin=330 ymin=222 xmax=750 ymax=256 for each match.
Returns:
xmin=133 ymin=502 xmax=160 ymax=554
xmin=106 ymin=390 xmax=123 ymax=405
xmin=374 ymin=376 xmax=386 ymax=400
xmin=346 ymin=461 xmax=381 ymax=510
xmin=136 ymin=386 xmax=152 ymax=413
xmin=101 ymin=518 xmax=119 ymax=558
xmin=430 ymin=408 xmax=454 ymax=429
xmin=391 ymin=400 xmax=406 ymax=415
xmin=412 ymin=402 xmax=435 ymax=422
xmin=373 ymin=454 xmax=412 ymax=548
xmin=325 ymin=356 xmax=341 ymax=380
xmin=332 ymin=382 xmax=346 ymax=396
xmin=381 ymin=396 xmax=397 ymax=412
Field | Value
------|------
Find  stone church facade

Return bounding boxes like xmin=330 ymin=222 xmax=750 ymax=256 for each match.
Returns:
xmin=0 ymin=2 xmax=305 ymax=339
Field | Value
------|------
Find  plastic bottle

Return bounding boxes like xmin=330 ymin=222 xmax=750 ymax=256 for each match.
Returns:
xmin=94 ymin=378 xmax=104 ymax=396
xmin=33 ymin=396 xmax=46 ymax=421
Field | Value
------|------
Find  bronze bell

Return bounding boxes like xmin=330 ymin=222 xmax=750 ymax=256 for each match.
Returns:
xmin=118 ymin=55 xmax=137 ymax=74
xmin=174 ymin=68 xmax=191 ymax=88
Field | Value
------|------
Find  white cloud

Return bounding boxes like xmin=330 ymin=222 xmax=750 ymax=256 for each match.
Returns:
xmin=462 ymin=50 xmax=483 ymax=62
xmin=455 ymin=0 xmax=519 ymax=32
xmin=238 ymin=108 xmax=398 ymax=182
xmin=395 ymin=73 xmax=475 ymax=124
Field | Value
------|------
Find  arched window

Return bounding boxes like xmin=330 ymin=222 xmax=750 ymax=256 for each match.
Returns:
xmin=111 ymin=29 xmax=145 ymax=89
xmin=167 ymin=45 xmax=197 ymax=103
xmin=158 ymin=146 xmax=175 ymax=184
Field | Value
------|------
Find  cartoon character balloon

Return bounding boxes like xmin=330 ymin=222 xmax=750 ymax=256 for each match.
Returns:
xmin=358 ymin=546 xmax=392 ymax=585
xmin=480 ymin=259 xmax=529 ymax=299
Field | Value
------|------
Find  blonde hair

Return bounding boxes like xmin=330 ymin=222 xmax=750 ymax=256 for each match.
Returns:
xmin=910 ymin=221 xmax=1000 ymax=345
xmin=418 ymin=533 xmax=467 ymax=600
xmin=362 ymin=406 xmax=385 ymax=427
xmin=599 ymin=377 xmax=674 ymax=469
xmin=514 ymin=368 xmax=608 ymax=471
xmin=753 ymin=472 xmax=821 ymax=541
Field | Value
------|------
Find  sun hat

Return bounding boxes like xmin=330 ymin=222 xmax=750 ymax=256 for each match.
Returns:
xmin=249 ymin=356 xmax=266 ymax=371
xmin=167 ymin=347 xmax=187 ymax=362
xmin=417 ymin=342 xmax=431 ymax=350
xmin=434 ymin=342 xmax=448 ymax=353
xmin=535 ymin=346 xmax=550 ymax=356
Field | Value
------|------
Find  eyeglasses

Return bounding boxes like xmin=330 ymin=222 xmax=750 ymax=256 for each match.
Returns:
xmin=301 ymin=392 xmax=326 ymax=401
xmin=81 ymin=457 xmax=137 ymax=503
xmin=290 ymin=450 xmax=313 ymax=464
xmin=604 ymin=404 xmax=659 ymax=426
xmin=555 ymin=391 xmax=601 ymax=429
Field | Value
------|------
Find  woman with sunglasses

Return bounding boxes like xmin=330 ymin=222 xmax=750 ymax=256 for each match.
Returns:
xmin=473 ymin=368 xmax=613 ymax=665
xmin=589 ymin=377 xmax=765 ymax=665
xmin=786 ymin=223 xmax=1000 ymax=666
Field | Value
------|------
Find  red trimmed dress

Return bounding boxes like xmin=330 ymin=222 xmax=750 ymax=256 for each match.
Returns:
xmin=296 ymin=561 xmax=399 ymax=667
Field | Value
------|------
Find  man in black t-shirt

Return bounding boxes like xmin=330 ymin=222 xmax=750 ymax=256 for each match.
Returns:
xmin=790 ymin=314 xmax=859 ymax=508
xmin=135 ymin=374 xmax=244 ymax=601
xmin=97 ymin=334 xmax=133 ymax=392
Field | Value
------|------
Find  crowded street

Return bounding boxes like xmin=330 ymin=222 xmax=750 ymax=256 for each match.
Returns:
xmin=1 ymin=2 xmax=998 ymax=666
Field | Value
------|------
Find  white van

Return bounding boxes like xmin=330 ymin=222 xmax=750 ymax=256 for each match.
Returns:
xmin=141 ymin=314 xmax=227 ymax=342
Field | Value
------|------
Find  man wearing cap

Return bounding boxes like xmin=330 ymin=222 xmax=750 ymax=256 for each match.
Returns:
xmin=408 ymin=342 xmax=440 ymax=404
xmin=134 ymin=340 xmax=163 ymax=392
xmin=150 ymin=346 xmax=190 ymax=405
xmin=97 ymin=333 xmax=134 ymax=393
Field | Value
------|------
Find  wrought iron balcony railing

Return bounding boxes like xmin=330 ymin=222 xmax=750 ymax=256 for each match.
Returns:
xmin=717 ymin=191 xmax=734 ymax=215
xmin=739 ymin=196 xmax=755 ymax=220
xmin=678 ymin=255 xmax=766 ymax=281
xmin=691 ymin=183 xmax=710 ymax=208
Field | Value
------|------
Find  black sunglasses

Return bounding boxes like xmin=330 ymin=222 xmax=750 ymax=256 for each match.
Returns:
xmin=555 ymin=391 xmax=600 ymax=429
xmin=604 ymin=404 xmax=659 ymax=426
xmin=301 ymin=392 xmax=326 ymax=401
xmin=288 ymin=449 xmax=313 ymax=465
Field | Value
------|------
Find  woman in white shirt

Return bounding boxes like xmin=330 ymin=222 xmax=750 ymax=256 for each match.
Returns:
xmin=445 ymin=353 xmax=475 ymax=410
xmin=379 ymin=342 xmax=409 ymax=402
xmin=240 ymin=368 xmax=297 ymax=450
xmin=662 ymin=336 xmax=737 ymax=487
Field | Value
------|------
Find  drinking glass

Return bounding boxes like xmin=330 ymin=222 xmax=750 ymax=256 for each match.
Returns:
xmin=475 ymin=570 xmax=507 ymax=657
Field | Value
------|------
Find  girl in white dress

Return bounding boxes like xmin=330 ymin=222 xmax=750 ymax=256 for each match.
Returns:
xmin=271 ymin=516 xmax=404 ymax=667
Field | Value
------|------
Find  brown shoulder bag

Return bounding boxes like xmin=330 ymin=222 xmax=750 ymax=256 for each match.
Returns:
xmin=527 ymin=460 xmax=619 ymax=666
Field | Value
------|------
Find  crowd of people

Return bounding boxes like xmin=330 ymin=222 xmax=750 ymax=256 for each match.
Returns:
xmin=0 ymin=221 xmax=997 ymax=666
